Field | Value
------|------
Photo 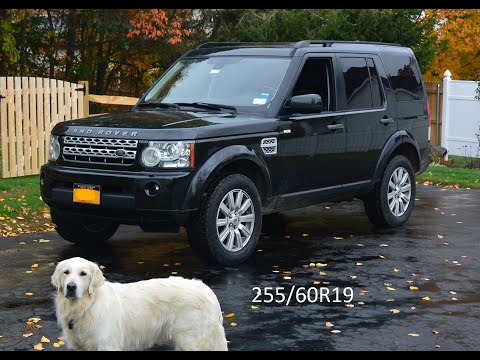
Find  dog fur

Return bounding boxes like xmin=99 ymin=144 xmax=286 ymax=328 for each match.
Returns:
xmin=51 ymin=257 xmax=228 ymax=351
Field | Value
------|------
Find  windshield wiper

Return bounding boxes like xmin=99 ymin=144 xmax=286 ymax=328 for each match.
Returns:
xmin=175 ymin=102 xmax=237 ymax=115
xmin=136 ymin=101 xmax=179 ymax=110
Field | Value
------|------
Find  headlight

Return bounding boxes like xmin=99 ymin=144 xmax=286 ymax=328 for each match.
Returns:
xmin=49 ymin=135 xmax=60 ymax=161
xmin=141 ymin=141 xmax=194 ymax=168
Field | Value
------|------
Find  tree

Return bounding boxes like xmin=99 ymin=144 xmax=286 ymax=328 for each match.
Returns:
xmin=423 ymin=9 xmax=480 ymax=81
xmin=201 ymin=9 xmax=438 ymax=73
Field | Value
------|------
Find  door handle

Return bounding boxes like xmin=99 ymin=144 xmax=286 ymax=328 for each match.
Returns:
xmin=380 ymin=117 xmax=395 ymax=124
xmin=327 ymin=123 xmax=344 ymax=130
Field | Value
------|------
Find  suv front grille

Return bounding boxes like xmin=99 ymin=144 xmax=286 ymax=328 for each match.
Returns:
xmin=62 ymin=136 xmax=138 ymax=165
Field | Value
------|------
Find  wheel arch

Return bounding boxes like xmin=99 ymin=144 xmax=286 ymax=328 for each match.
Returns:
xmin=182 ymin=145 xmax=271 ymax=210
xmin=373 ymin=130 xmax=421 ymax=182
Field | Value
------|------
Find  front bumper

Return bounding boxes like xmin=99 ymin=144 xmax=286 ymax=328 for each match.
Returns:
xmin=40 ymin=164 xmax=197 ymax=226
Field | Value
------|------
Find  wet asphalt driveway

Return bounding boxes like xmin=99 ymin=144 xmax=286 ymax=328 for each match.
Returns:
xmin=0 ymin=184 xmax=479 ymax=351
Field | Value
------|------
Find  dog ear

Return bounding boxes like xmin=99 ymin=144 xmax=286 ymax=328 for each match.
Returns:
xmin=51 ymin=262 xmax=63 ymax=291
xmin=88 ymin=263 xmax=106 ymax=295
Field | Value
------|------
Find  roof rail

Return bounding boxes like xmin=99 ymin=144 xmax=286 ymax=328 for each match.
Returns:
xmin=196 ymin=42 xmax=295 ymax=49
xmin=294 ymin=40 xmax=402 ymax=48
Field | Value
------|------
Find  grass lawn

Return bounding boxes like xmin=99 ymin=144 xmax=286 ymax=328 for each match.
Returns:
xmin=0 ymin=175 xmax=54 ymax=236
xmin=417 ymin=165 xmax=480 ymax=189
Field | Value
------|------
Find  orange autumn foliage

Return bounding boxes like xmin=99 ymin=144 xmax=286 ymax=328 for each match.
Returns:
xmin=127 ymin=9 xmax=190 ymax=44
xmin=424 ymin=9 xmax=480 ymax=81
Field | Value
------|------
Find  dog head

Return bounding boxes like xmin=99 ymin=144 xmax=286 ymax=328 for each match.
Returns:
xmin=51 ymin=257 xmax=105 ymax=299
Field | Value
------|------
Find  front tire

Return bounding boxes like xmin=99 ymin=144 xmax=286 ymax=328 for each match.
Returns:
xmin=51 ymin=209 xmax=119 ymax=245
xmin=186 ymin=174 xmax=262 ymax=266
xmin=364 ymin=155 xmax=416 ymax=228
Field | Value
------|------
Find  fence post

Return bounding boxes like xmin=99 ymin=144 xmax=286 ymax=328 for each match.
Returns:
xmin=79 ymin=80 xmax=89 ymax=117
xmin=441 ymin=70 xmax=451 ymax=160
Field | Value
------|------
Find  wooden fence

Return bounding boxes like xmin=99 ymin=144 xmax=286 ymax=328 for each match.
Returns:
xmin=0 ymin=77 xmax=85 ymax=178
xmin=425 ymin=81 xmax=443 ymax=146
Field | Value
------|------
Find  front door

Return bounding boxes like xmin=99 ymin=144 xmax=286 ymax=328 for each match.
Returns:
xmin=273 ymin=55 xmax=348 ymax=209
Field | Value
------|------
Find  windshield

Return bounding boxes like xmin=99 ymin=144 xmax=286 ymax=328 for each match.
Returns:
xmin=143 ymin=56 xmax=291 ymax=113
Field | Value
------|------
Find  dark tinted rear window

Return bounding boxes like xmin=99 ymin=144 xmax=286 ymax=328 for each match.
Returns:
xmin=383 ymin=53 xmax=423 ymax=101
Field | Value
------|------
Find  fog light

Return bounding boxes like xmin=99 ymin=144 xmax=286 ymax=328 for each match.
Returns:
xmin=145 ymin=181 xmax=161 ymax=197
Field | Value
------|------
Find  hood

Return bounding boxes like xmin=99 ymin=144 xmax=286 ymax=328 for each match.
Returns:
xmin=52 ymin=110 xmax=279 ymax=140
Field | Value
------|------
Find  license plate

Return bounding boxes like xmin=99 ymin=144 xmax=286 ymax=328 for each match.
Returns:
xmin=73 ymin=183 xmax=101 ymax=205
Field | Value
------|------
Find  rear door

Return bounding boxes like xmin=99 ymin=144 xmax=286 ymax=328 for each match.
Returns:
xmin=338 ymin=54 xmax=396 ymax=189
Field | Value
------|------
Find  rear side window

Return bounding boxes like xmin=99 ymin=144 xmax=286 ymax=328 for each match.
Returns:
xmin=339 ymin=57 xmax=384 ymax=110
xmin=383 ymin=54 xmax=423 ymax=101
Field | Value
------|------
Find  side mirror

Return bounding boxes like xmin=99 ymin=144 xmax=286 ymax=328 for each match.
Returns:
xmin=284 ymin=94 xmax=323 ymax=114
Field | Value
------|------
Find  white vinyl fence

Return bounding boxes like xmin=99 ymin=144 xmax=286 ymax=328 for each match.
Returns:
xmin=441 ymin=70 xmax=480 ymax=159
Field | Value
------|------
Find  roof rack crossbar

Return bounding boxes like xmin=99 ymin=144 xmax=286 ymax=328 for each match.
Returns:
xmin=196 ymin=42 xmax=295 ymax=49
xmin=294 ymin=40 xmax=401 ymax=48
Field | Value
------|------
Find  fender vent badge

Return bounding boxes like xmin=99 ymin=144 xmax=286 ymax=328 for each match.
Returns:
xmin=261 ymin=137 xmax=277 ymax=155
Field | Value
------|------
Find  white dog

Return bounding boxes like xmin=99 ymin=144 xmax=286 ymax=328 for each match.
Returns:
xmin=51 ymin=257 xmax=228 ymax=351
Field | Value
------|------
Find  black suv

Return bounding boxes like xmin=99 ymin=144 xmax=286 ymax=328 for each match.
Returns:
xmin=40 ymin=40 xmax=430 ymax=265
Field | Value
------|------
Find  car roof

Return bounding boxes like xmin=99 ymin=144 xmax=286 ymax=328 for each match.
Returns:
xmin=183 ymin=40 xmax=407 ymax=58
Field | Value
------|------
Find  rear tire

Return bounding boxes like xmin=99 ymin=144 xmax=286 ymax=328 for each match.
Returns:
xmin=186 ymin=174 xmax=262 ymax=266
xmin=364 ymin=155 xmax=416 ymax=228
xmin=51 ymin=209 xmax=119 ymax=245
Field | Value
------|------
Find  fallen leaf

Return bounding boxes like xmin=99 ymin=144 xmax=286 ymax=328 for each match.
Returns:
xmin=41 ymin=336 xmax=50 ymax=343
xmin=452 ymin=261 xmax=459 ymax=264
xmin=225 ymin=313 xmax=235 ymax=319
xmin=386 ymin=299 xmax=395 ymax=302
xmin=319 ymin=271 xmax=326 ymax=276
xmin=386 ymin=287 xmax=396 ymax=291
xmin=99 ymin=265 xmax=106 ymax=270
xmin=435 ymin=345 xmax=441 ymax=349
xmin=23 ymin=333 xmax=33 ymax=337
xmin=58 ymin=340 xmax=65 ymax=346
xmin=163 ymin=264 xmax=169 ymax=267
xmin=28 ymin=317 xmax=41 ymax=323
xmin=302 ymin=233 xmax=309 ymax=237
xmin=325 ymin=322 xmax=334 ymax=327
xmin=442 ymin=242 xmax=449 ymax=245
xmin=449 ymin=291 xmax=457 ymax=295
xmin=171 ymin=272 xmax=178 ymax=275
xmin=408 ymin=333 xmax=420 ymax=337
xmin=35 ymin=325 xmax=42 ymax=329
xmin=406 ymin=280 xmax=414 ymax=284
xmin=283 ymin=276 xmax=291 ymax=280
xmin=394 ymin=268 xmax=400 ymax=272
xmin=357 ymin=301 xmax=365 ymax=305
xmin=324 ymin=206 xmax=330 ymax=209
xmin=350 ymin=275 xmax=357 ymax=279
xmin=384 ymin=283 xmax=392 ymax=286
xmin=309 ymin=262 xmax=316 ymax=267
xmin=411 ymin=274 xmax=418 ymax=277
xmin=356 ymin=262 xmax=364 ymax=266
xmin=379 ymin=255 xmax=386 ymax=259
xmin=410 ymin=306 xmax=416 ymax=310
xmin=257 ymin=249 xmax=263 ymax=252
xmin=330 ymin=330 xmax=342 ymax=334
xmin=409 ymin=286 xmax=419 ymax=291
xmin=356 ymin=243 xmax=364 ymax=247
xmin=432 ymin=330 xmax=439 ymax=335
xmin=333 ymin=236 xmax=343 ymax=240
xmin=25 ymin=292 xmax=33 ymax=296
xmin=390 ymin=309 xmax=400 ymax=314
xmin=461 ymin=256 xmax=468 ymax=259
xmin=30 ymin=264 xmax=39 ymax=269
xmin=456 ymin=221 xmax=463 ymax=224
xmin=345 ymin=303 xmax=354 ymax=308
xmin=422 ymin=296 xmax=431 ymax=301
xmin=421 ymin=278 xmax=430 ymax=281
xmin=451 ymin=297 xmax=458 ymax=301
xmin=33 ymin=343 xmax=44 ymax=350
xmin=38 ymin=239 xmax=50 ymax=243
xmin=58 ymin=337 xmax=64 ymax=341
xmin=316 ymin=263 xmax=327 ymax=267
xmin=313 ymin=281 xmax=321 ymax=285
xmin=437 ymin=234 xmax=444 ymax=239
xmin=379 ymin=244 xmax=389 ymax=247
xmin=230 ymin=322 xmax=237 ymax=327
xmin=322 ymin=282 xmax=330 ymax=285
xmin=251 ymin=305 xmax=259 ymax=310
xmin=272 ymin=270 xmax=279 ymax=273
xmin=53 ymin=343 xmax=61 ymax=348
xmin=19 ymin=242 xmax=26 ymax=245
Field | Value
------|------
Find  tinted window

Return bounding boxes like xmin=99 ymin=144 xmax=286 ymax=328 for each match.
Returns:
xmin=292 ymin=58 xmax=335 ymax=112
xmin=383 ymin=54 xmax=423 ymax=101
xmin=367 ymin=58 xmax=383 ymax=108
xmin=340 ymin=57 xmax=372 ymax=110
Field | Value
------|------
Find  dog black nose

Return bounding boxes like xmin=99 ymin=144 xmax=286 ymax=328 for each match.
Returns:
xmin=67 ymin=283 xmax=77 ymax=292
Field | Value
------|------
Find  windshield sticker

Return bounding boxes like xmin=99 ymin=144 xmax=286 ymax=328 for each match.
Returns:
xmin=253 ymin=93 xmax=269 ymax=105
